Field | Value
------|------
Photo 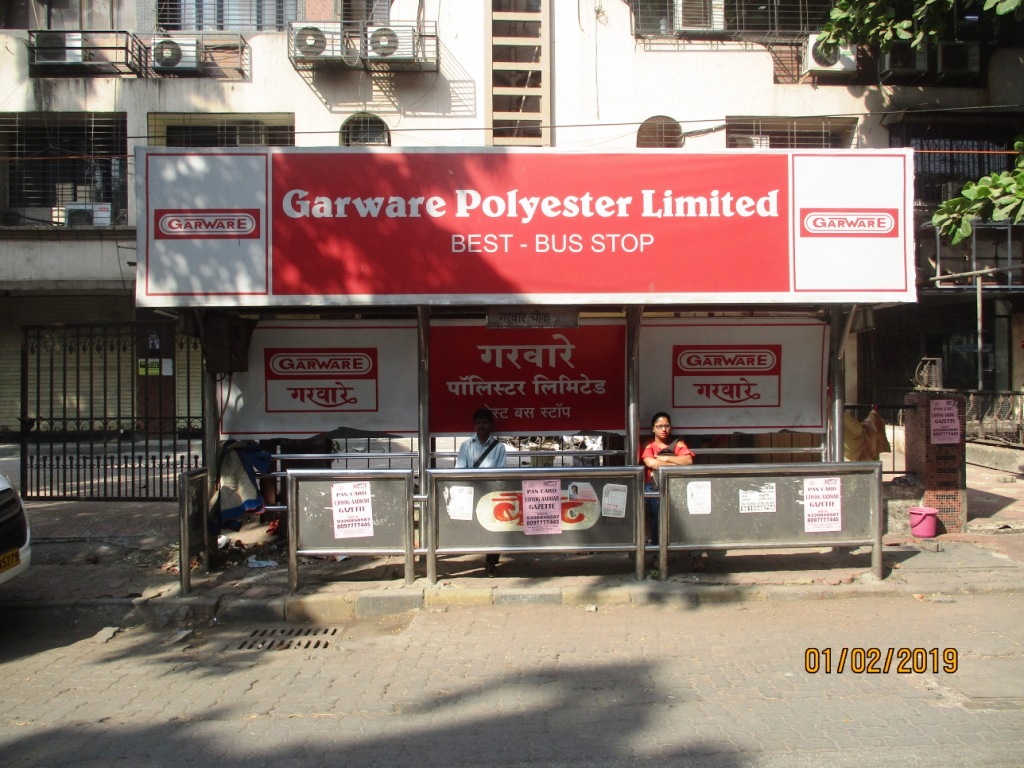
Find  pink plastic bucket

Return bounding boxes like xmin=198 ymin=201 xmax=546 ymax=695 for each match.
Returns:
xmin=909 ymin=506 xmax=938 ymax=538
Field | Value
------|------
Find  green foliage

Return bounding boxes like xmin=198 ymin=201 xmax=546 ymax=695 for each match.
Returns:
xmin=820 ymin=0 xmax=1023 ymax=51
xmin=819 ymin=0 xmax=1024 ymax=242
xmin=932 ymin=140 xmax=1024 ymax=244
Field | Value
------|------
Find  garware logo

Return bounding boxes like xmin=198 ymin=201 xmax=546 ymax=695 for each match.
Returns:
xmin=677 ymin=347 xmax=779 ymax=374
xmin=154 ymin=209 xmax=261 ymax=239
xmin=267 ymin=351 xmax=375 ymax=378
xmin=800 ymin=208 xmax=899 ymax=238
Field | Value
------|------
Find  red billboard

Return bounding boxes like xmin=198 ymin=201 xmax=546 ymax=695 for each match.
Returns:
xmin=429 ymin=322 xmax=626 ymax=434
xmin=137 ymin=148 xmax=915 ymax=307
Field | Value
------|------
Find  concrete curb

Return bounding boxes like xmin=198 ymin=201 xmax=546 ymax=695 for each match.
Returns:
xmin=8 ymin=578 xmax=1024 ymax=626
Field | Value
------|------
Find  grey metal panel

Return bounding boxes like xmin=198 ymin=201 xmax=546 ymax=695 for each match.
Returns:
xmin=662 ymin=461 xmax=880 ymax=547
xmin=431 ymin=467 xmax=644 ymax=552
xmin=178 ymin=467 xmax=208 ymax=595
xmin=289 ymin=469 xmax=412 ymax=553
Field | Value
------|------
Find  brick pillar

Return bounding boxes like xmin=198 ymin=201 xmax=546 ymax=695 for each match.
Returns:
xmin=904 ymin=391 xmax=967 ymax=533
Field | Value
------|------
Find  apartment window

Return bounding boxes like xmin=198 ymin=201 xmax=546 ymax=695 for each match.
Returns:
xmin=726 ymin=117 xmax=859 ymax=149
xmin=155 ymin=0 xmax=390 ymax=32
xmin=637 ymin=116 xmax=683 ymax=148
xmin=148 ymin=113 xmax=295 ymax=146
xmin=630 ymin=0 xmax=832 ymax=37
xmin=341 ymin=114 xmax=390 ymax=146
xmin=887 ymin=113 xmax=1020 ymax=206
xmin=158 ymin=0 xmax=298 ymax=32
xmin=0 ymin=113 xmax=127 ymax=227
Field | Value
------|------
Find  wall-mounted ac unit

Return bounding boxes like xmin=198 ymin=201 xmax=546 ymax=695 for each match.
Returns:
xmin=880 ymin=40 xmax=928 ymax=77
xmin=152 ymin=37 xmax=202 ymax=71
xmin=291 ymin=23 xmax=356 ymax=61
xmin=52 ymin=202 xmax=112 ymax=227
xmin=35 ymin=31 xmax=84 ymax=64
xmin=365 ymin=25 xmax=416 ymax=61
xmin=802 ymin=33 xmax=857 ymax=75
xmin=937 ymin=41 xmax=980 ymax=76
xmin=674 ymin=0 xmax=726 ymax=32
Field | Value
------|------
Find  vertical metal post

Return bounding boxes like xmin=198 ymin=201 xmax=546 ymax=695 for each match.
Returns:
xmin=288 ymin=472 xmax=299 ymax=593
xmin=976 ymin=274 xmax=984 ymax=391
xmin=626 ymin=306 xmax=644 ymax=579
xmin=872 ymin=463 xmax=884 ymax=580
xmin=418 ymin=305 xmax=431 ymax=584
xmin=178 ymin=471 xmax=192 ymax=595
xmin=426 ymin=473 xmax=437 ymax=585
xmin=829 ymin=309 xmax=847 ymax=462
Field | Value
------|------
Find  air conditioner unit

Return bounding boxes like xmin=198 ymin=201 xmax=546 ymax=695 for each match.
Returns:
xmin=880 ymin=40 xmax=928 ymax=77
xmin=291 ymin=23 xmax=356 ymax=61
xmin=937 ymin=41 xmax=980 ymax=76
xmin=365 ymin=25 xmax=416 ymax=61
xmin=674 ymin=0 xmax=726 ymax=32
xmin=52 ymin=203 xmax=112 ymax=227
xmin=35 ymin=31 xmax=84 ymax=64
xmin=802 ymin=33 xmax=857 ymax=75
xmin=152 ymin=37 xmax=202 ymax=71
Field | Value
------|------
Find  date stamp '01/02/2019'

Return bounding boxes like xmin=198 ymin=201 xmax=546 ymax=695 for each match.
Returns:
xmin=805 ymin=647 xmax=959 ymax=674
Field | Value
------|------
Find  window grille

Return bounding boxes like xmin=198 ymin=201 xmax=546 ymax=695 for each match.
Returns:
xmin=341 ymin=113 xmax=390 ymax=146
xmin=630 ymin=0 xmax=833 ymax=38
xmin=726 ymin=116 xmax=859 ymax=149
xmin=0 ymin=113 xmax=127 ymax=227
xmin=147 ymin=113 xmax=296 ymax=146
xmin=887 ymin=114 xmax=1019 ymax=206
xmin=637 ymin=116 xmax=684 ymax=148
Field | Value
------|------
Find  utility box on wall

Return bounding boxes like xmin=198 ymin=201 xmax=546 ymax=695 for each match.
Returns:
xmin=202 ymin=315 xmax=256 ymax=374
xmin=903 ymin=391 xmax=967 ymax=533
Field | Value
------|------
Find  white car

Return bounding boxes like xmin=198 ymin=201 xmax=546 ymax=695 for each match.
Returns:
xmin=0 ymin=472 xmax=31 ymax=586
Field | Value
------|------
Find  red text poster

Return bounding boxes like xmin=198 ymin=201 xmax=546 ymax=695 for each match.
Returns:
xmin=430 ymin=322 xmax=626 ymax=434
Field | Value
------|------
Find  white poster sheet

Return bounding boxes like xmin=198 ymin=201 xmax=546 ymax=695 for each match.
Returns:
xmin=523 ymin=478 xmax=562 ymax=535
xmin=600 ymin=483 xmax=627 ymax=518
xmin=739 ymin=483 xmax=777 ymax=514
xmin=803 ymin=476 xmax=842 ymax=532
xmin=331 ymin=481 xmax=374 ymax=539
xmin=445 ymin=485 xmax=475 ymax=521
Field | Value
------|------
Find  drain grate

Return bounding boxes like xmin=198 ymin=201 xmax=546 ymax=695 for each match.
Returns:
xmin=234 ymin=627 xmax=338 ymax=651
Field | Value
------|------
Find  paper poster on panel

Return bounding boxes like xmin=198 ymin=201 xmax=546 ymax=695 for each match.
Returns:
xmin=929 ymin=399 xmax=961 ymax=445
xmin=219 ymin=320 xmax=418 ymax=439
xmin=639 ymin=318 xmax=828 ymax=433
xmin=331 ymin=481 xmax=374 ymax=539
xmin=803 ymin=476 xmax=843 ymax=532
xmin=430 ymin=321 xmax=626 ymax=434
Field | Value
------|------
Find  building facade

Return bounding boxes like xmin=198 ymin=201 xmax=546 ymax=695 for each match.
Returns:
xmin=1 ymin=0 xmax=1022 ymax=495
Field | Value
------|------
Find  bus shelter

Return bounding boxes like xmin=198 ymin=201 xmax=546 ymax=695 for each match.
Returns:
xmin=136 ymin=147 xmax=916 ymax=582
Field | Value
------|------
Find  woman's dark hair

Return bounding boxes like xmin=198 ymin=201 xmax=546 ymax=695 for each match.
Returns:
xmin=650 ymin=411 xmax=671 ymax=427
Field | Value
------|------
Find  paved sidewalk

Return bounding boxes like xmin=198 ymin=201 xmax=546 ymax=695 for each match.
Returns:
xmin=4 ymin=462 xmax=1024 ymax=626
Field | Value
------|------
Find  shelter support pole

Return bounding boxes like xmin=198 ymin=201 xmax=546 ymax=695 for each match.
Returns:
xmin=419 ymin=306 xmax=434 ymax=585
xmin=976 ymin=276 xmax=984 ymax=391
xmin=829 ymin=308 xmax=849 ymax=463
xmin=626 ymin=306 xmax=644 ymax=579
xmin=199 ymin=310 xmax=220 ymax=501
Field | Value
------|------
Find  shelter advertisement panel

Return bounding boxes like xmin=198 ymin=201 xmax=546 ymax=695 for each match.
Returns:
xmin=219 ymin=320 xmax=419 ymax=439
xmin=136 ymin=147 xmax=915 ymax=307
xmin=639 ymin=318 xmax=829 ymax=433
xmin=430 ymin=321 xmax=626 ymax=434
